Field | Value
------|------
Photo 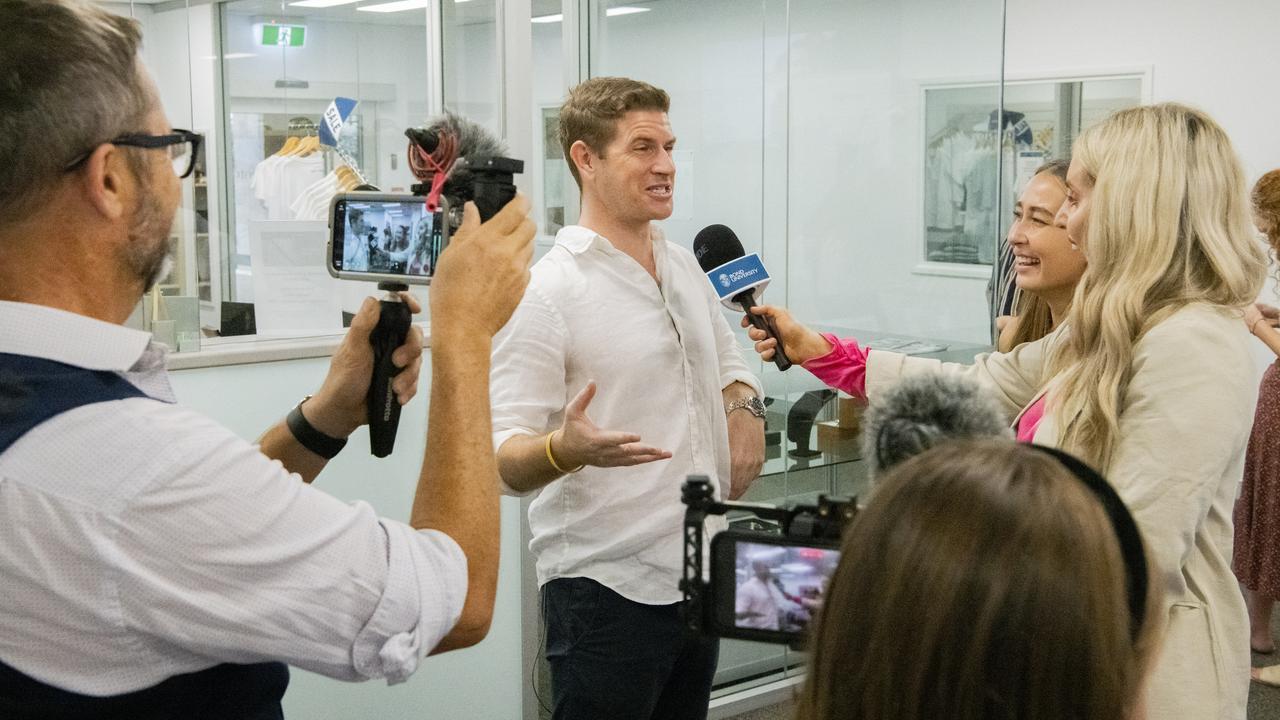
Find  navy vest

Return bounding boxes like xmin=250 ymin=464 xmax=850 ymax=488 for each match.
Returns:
xmin=0 ymin=352 xmax=289 ymax=719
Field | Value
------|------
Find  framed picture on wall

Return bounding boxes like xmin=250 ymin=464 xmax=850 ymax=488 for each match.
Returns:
xmin=917 ymin=71 xmax=1148 ymax=276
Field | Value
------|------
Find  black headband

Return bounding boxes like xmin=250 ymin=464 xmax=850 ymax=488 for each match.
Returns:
xmin=1028 ymin=444 xmax=1149 ymax=643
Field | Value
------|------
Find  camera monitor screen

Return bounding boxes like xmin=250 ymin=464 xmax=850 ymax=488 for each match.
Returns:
xmin=713 ymin=535 xmax=840 ymax=643
xmin=329 ymin=194 xmax=442 ymax=284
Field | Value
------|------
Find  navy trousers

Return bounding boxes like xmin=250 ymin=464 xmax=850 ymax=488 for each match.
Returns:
xmin=543 ymin=577 xmax=719 ymax=720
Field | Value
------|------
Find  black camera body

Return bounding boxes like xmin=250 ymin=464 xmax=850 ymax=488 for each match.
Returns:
xmin=680 ymin=476 xmax=856 ymax=647
xmin=414 ymin=154 xmax=525 ymax=226
xmin=327 ymin=131 xmax=524 ymax=288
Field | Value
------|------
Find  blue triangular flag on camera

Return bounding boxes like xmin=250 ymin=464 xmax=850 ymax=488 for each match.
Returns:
xmin=320 ymin=97 xmax=358 ymax=147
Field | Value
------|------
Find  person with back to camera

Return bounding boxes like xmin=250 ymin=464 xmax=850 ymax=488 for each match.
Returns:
xmin=747 ymin=103 xmax=1266 ymax=718
xmin=794 ymin=439 xmax=1164 ymax=720
xmin=0 ymin=1 xmax=536 ymax=717
xmin=488 ymin=76 xmax=764 ymax=720
xmin=996 ymin=158 xmax=1087 ymax=352
xmin=1235 ymin=169 xmax=1280 ymax=683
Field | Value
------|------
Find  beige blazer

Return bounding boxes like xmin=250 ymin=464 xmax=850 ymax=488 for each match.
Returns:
xmin=867 ymin=303 xmax=1254 ymax=720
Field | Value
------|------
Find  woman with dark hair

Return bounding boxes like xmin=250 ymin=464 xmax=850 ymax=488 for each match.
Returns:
xmin=997 ymin=159 xmax=1086 ymax=352
xmin=795 ymin=440 xmax=1162 ymax=720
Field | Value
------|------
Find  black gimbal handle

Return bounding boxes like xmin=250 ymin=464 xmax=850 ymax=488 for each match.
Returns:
xmin=368 ymin=283 xmax=412 ymax=457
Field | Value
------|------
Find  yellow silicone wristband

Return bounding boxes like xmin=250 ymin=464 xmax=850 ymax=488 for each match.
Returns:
xmin=545 ymin=430 xmax=584 ymax=474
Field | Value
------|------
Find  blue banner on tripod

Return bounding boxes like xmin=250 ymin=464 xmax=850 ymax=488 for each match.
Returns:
xmin=320 ymin=97 xmax=358 ymax=147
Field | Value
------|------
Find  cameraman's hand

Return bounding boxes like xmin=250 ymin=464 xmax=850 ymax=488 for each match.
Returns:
xmin=741 ymin=305 xmax=833 ymax=365
xmin=305 ymin=293 xmax=425 ymax=438
xmin=430 ymin=194 xmax=536 ymax=342
xmin=552 ymin=381 xmax=673 ymax=469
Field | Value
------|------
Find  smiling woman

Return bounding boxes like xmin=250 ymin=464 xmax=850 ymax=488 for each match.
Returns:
xmin=998 ymin=159 xmax=1084 ymax=352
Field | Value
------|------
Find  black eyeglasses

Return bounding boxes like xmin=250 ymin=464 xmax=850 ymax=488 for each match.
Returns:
xmin=64 ymin=129 xmax=204 ymax=179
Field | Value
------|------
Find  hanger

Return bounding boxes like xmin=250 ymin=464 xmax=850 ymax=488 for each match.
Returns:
xmin=295 ymin=135 xmax=321 ymax=157
xmin=334 ymin=165 xmax=356 ymax=188
xmin=275 ymin=136 xmax=300 ymax=157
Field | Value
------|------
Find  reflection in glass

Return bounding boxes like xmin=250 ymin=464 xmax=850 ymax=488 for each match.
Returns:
xmin=441 ymin=0 xmax=501 ymax=135
xmin=923 ymin=76 xmax=1144 ymax=271
xmin=217 ymin=1 xmax=429 ymax=326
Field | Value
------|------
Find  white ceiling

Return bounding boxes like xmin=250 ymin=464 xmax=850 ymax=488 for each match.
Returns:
xmin=103 ymin=0 xmax=657 ymax=27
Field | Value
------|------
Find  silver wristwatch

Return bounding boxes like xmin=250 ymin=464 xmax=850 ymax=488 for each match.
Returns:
xmin=726 ymin=396 xmax=767 ymax=419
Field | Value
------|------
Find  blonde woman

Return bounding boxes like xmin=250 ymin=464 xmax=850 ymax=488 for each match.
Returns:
xmin=748 ymin=104 xmax=1265 ymax=719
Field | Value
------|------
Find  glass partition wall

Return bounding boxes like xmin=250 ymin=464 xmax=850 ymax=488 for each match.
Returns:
xmin=574 ymin=0 xmax=1007 ymax=698
xmin=218 ymin=0 xmax=431 ymax=333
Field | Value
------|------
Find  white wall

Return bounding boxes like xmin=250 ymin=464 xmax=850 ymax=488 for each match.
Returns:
xmin=1006 ymin=0 xmax=1280 ymax=373
xmin=784 ymin=0 xmax=1003 ymax=344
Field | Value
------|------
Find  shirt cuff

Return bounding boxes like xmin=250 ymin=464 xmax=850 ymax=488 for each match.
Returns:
xmin=801 ymin=333 xmax=870 ymax=398
xmin=720 ymin=371 xmax=763 ymax=399
xmin=492 ymin=427 xmax=539 ymax=496
xmin=350 ymin=522 xmax=468 ymax=684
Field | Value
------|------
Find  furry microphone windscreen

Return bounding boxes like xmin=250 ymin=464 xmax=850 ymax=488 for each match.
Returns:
xmin=861 ymin=373 xmax=1013 ymax=476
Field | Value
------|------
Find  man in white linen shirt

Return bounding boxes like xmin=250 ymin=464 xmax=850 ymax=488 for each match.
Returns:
xmin=490 ymin=77 xmax=766 ymax=720
xmin=0 ymin=2 xmax=535 ymax=717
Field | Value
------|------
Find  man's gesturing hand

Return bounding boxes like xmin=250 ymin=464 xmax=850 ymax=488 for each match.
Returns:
xmin=430 ymin=194 xmax=537 ymax=341
xmin=550 ymin=381 xmax=673 ymax=470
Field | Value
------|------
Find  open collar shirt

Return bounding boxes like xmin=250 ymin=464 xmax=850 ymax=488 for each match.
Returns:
xmin=490 ymin=225 xmax=762 ymax=604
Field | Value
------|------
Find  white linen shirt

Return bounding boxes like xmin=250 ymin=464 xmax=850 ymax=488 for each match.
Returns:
xmin=490 ymin=224 xmax=762 ymax=605
xmin=0 ymin=301 xmax=466 ymax=695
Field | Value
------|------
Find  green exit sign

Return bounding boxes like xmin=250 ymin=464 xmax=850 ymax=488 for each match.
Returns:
xmin=260 ymin=24 xmax=306 ymax=47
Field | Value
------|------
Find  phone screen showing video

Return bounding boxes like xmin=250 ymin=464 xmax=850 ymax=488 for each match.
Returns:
xmin=333 ymin=197 xmax=441 ymax=279
xmin=732 ymin=540 xmax=840 ymax=635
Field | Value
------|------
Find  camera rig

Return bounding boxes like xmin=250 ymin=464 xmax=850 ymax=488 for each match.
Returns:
xmin=679 ymin=475 xmax=857 ymax=643
xmin=358 ymin=116 xmax=524 ymax=458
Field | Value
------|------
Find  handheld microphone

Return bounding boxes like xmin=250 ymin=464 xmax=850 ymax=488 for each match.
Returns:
xmin=693 ymin=224 xmax=792 ymax=371
xmin=862 ymin=373 xmax=1011 ymax=475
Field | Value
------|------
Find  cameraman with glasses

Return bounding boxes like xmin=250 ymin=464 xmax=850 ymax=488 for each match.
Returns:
xmin=0 ymin=1 xmax=535 ymax=718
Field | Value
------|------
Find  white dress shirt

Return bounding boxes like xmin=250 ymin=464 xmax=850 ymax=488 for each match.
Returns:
xmin=0 ymin=301 xmax=466 ymax=695
xmin=490 ymin=224 xmax=762 ymax=605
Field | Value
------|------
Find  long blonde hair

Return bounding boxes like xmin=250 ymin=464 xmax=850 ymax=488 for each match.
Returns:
xmin=1050 ymin=104 xmax=1265 ymax=467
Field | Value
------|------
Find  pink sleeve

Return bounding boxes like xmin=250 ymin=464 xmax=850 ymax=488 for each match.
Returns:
xmin=800 ymin=333 xmax=869 ymax=398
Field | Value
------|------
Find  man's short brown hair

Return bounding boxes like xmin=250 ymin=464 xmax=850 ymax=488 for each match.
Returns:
xmin=557 ymin=77 xmax=670 ymax=190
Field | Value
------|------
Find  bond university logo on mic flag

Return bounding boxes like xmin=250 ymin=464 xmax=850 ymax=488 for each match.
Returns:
xmin=320 ymin=97 xmax=358 ymax=147
xmin=704 ymin=254 xmax=770 ymax=308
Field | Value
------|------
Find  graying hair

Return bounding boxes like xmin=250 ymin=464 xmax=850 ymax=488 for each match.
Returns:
xmin=0 ymin=0 xmax=151 ymax=227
